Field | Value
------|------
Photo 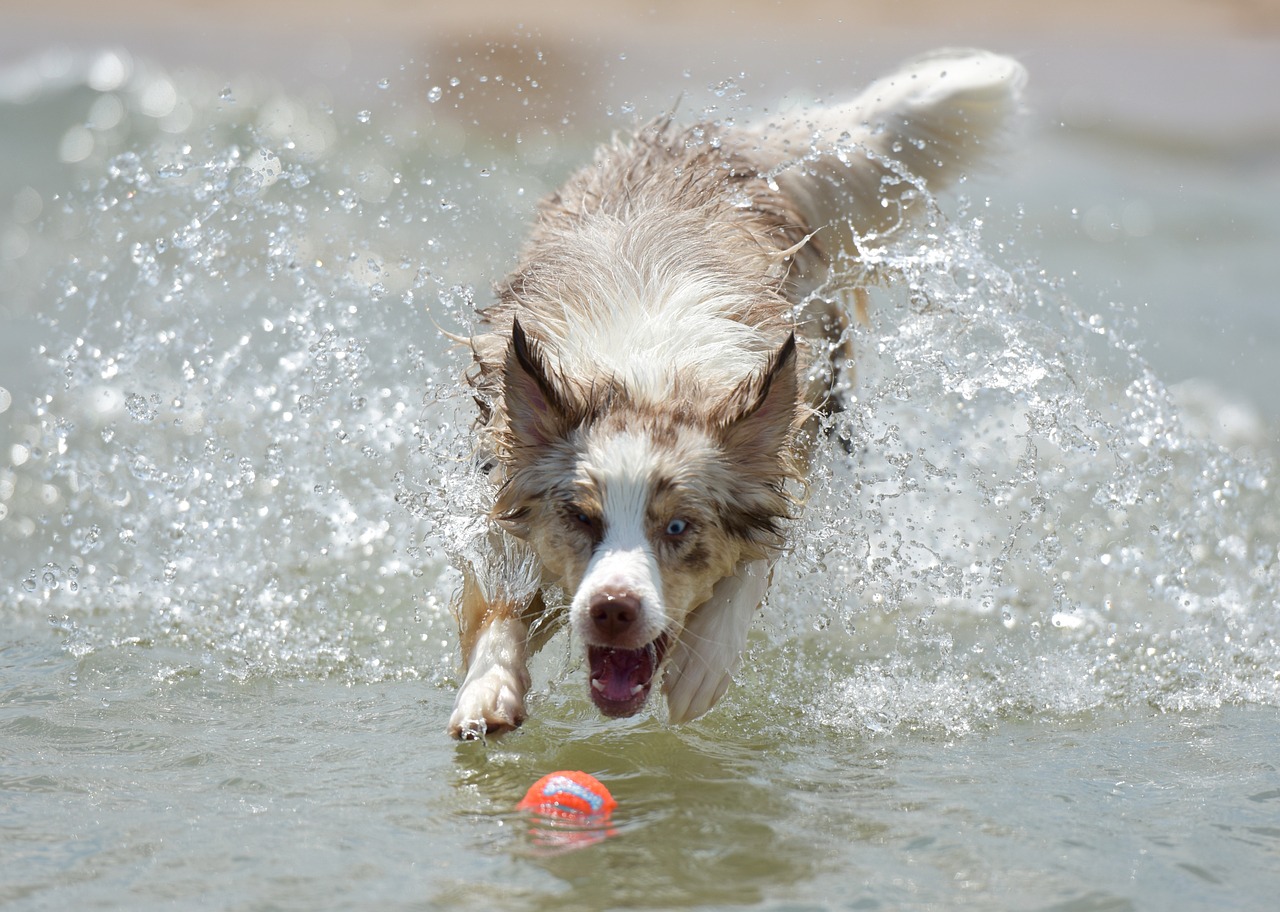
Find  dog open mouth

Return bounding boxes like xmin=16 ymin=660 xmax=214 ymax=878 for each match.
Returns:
xmin=587 ymin=635 xmax=670 ymax=717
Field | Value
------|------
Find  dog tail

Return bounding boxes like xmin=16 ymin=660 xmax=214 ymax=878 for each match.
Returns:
xmin=746 ymin=49 xmax=1027 ymax=246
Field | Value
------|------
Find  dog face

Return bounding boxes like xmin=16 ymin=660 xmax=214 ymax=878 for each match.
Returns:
xmin=493 ymin=321 xmax=799 ymax=717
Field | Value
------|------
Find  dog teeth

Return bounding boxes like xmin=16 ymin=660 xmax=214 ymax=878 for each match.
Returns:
xmin=590 ymin=679 xmax=646 ymax=697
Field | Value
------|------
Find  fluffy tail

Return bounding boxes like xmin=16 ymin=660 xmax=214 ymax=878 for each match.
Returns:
xmin=746 ymin=49 xmax=1027 ymax=248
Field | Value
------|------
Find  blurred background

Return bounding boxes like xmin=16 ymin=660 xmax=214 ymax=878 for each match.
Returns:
xmin=3 ymin=0 xmax=1279 ymax=421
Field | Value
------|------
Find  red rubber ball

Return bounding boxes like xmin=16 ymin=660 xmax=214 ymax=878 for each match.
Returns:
xmin=517 ymin=770 xmax=617 ymax=818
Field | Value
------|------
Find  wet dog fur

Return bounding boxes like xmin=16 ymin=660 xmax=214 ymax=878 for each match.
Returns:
xmin=447 ymin=49 xmax=1026 ymax=739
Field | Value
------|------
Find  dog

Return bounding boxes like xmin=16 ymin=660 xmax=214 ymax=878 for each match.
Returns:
xmin=447 ymin=49 xmax=1026 ymax=739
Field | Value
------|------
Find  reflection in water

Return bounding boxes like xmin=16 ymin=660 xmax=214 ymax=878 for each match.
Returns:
xmin=447 ymin=719 xmax=840 ymax=906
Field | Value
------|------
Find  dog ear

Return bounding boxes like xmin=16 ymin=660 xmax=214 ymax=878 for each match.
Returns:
xmin=504 ymin=319 xmax=575 ymax=450
xmin=717 ymin=333 xmax=799 ymax=470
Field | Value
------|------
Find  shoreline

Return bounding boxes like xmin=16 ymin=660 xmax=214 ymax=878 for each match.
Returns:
xmin=9 ymin=0 xmax=1280 ymax=44
xmin=4 ymin=1 xmax=1279 ymax=139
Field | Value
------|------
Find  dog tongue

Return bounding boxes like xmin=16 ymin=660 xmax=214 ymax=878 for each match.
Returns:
xmin=589 ymin=645 xmax=654 ymax=716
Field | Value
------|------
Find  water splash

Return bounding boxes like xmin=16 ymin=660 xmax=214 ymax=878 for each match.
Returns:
xmin=763 ymin=197 xmax=1280 ymax=733
xmin=0 ymin=53 xmax=514 ymax=685
xmin=3 ymin=53 xmax=1277 ymax=734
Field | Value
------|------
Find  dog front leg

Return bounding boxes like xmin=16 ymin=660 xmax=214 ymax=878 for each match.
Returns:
xmin=663 ymin=559 xmax=771 ymax=724
xmin=448 ymin=570 xmax=533 ymax=740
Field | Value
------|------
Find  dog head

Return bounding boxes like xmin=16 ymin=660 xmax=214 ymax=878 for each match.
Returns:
xmin=493 ymin=319 xmax=800 ymax=717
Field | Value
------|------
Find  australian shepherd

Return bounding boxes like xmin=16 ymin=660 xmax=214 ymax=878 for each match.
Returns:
xmin=447 ymin=49 xmax=1026 ymax=738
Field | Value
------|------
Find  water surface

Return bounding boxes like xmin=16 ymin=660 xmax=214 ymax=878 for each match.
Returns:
xmin=2 ymin=40 xmax=1279 ymax=911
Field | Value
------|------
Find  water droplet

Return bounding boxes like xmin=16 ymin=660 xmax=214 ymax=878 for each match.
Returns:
xmin=427 ymin=86 xmax=442 ymax=103
xmin=125 ymin=393 xmax=158 ymax=422
xmin=58 ymin=125 xmax=95 ymax=164
xmin=172 ymin=217 xmax=202 ymax=250
xmin=356 ymin=110 xmax=372 ymax=124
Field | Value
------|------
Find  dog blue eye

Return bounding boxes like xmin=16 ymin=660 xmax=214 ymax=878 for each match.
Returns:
xmin=665 ymin=518 xmax=689 ymax=537
xmin=567 ymin=507 xmax=595 ymax=530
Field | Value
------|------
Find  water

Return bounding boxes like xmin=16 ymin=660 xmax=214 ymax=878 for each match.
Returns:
xmin=3 ymin=41 xmax=1279 ymax=911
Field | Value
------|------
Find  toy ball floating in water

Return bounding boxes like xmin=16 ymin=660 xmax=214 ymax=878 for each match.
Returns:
xmin=517 ymin=770 xmax=616 ymax=820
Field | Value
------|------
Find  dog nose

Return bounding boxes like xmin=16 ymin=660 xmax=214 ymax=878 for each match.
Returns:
xmin=589 ymin=592 xmax=641 ymax=639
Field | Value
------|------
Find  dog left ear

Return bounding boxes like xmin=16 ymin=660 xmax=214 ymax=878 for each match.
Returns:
xmin=717 ymin=333 xmax=799 ymax=469
xmin=504 ymin=319 xmax=575 ymax=452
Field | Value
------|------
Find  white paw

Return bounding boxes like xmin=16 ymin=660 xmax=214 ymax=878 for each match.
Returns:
xmin=663 ymin=636 xmax=735 ymax=725
xmin=448 ymin=663 xmax=529 ymax=740
xmin=663 ymin=560 xmax=769 ymax=724
xmin=447 ymin=618 xmax=530 ymax=740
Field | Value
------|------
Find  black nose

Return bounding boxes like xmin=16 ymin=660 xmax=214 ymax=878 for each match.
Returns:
xmin=589 ymin=592 xmax=641 ymax=639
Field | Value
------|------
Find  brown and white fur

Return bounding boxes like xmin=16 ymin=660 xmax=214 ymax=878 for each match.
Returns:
xmin=447 ymin=49 xmax=1026 ymax=739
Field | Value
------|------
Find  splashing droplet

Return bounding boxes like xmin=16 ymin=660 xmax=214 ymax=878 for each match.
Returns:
xmin=124 ymin=393 xmax=159 ymax=422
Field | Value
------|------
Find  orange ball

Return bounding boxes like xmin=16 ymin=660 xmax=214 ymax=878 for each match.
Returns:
xmin=517 ymin=770 xmax=616 ymax=819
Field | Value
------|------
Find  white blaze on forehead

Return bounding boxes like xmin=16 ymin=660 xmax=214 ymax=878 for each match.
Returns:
xmin=591 ymin=429 xmax=657 ymax=535
xmin=570 ymin=429 xmax=667 ymax=643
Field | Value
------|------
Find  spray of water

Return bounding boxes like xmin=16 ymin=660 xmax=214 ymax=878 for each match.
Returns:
xmin=764 ymin=190 xmax=1280 ymax=733
xmin=3 ymin=53 xmax=1277 ymax=734
xmin=2 ymin=53 xmax=503 ymax=684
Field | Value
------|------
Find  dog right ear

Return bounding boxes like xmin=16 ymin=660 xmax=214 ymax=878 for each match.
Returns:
xmin=717 ymin=333 xmax=799 ymax=473
xmin=503 ymin=319 xmax=574 ymax=451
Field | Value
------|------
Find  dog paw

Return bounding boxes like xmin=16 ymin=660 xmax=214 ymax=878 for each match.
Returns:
xmin=447 ymin=664 xmax=529 ymax=740
xmin=662 ymin=560 xmax=768 ymax=724
xmin=663 ymin=639 xmax=735 ymax=724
